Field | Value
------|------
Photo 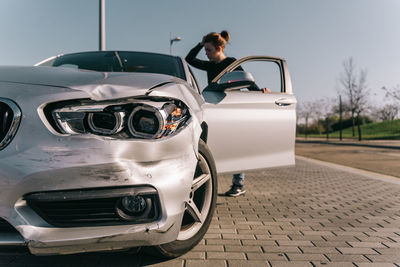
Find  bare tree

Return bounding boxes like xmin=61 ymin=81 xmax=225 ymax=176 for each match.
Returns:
xmin=320 ymin=98 xmax=336 ymax=140
xmin=311 ymin=98 xmax=329 ymax=136
xmin=382 ymin=85 xmax=400 ymax=102
xmin=332 ymin=98 xmax=352 ymax=116
xmin=297 ymin=101 xmax=315 ymax=139
xmin=353 ymin=69 xmax=369 ymax=140
xmin=339 ymin=58 xmax=369 ymax=140
xmin=339 ymin=58 xmax=357 ymax=136
xmin=376 ymin=104 xmax=399 ymax=121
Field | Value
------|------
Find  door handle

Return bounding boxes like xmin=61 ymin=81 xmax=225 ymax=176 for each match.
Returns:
xmin=275 ymin=98 xmax=296 ymax=106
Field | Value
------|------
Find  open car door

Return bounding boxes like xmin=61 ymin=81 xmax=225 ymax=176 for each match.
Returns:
xmin=202 ymin=56 xmax=296 ymax=174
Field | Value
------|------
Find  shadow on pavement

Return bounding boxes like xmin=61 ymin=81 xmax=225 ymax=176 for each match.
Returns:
xmin=0 ymin=247 xmax=172 ymax=267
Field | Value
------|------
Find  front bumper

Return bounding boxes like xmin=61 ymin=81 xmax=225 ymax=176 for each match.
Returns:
xmin=0 ymin=122 xmax=199 ymax=255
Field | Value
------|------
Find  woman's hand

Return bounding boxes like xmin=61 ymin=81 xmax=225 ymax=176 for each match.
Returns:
xmin=261 ymin=88 xmax=271 ymax=94
xmin=201 ymin=35 xmax=207 ymax=46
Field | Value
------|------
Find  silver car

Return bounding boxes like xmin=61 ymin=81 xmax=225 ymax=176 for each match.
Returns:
xmin=0 ymin=51 xmax=296 ymax=257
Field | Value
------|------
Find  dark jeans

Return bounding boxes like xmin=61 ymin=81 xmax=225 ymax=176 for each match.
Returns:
xmin=232 ymin=173 xmax=244 ymax=186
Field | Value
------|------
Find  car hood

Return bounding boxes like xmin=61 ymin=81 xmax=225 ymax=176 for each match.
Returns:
xmin=0 ymin=66 xmax=179 ymax=100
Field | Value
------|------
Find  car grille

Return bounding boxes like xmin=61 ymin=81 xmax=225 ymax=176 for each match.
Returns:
xmin=0 ymin=98 xmax=21 ymax=150
xmin=25 ymin=186 xmax=161 ymax=227
xmin=0 ymin=218 xmax=19 ymax=234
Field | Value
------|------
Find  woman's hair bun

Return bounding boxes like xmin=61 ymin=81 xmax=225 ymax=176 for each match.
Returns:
xmin=202 ymin=30 xmax=230 ymax=50
xmin=220 ymin=30 xmax=230 ymax=42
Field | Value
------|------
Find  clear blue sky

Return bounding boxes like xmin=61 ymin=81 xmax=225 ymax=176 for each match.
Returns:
xmin=1 ymin=0 xmax=399 ymax=104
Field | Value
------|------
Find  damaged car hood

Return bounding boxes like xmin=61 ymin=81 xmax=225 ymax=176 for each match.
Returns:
xmin=0 ymin=66 xmax=180 ymax=100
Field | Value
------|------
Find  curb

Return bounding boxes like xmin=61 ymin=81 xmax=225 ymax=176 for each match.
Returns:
xmin=296 ymin=139 xmax=400 ymax=150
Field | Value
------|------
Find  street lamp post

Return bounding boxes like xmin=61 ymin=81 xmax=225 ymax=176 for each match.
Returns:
xmin=99 ymin=0 xmax=106 ymax=51
xmin=170 ymin=32 xmax=181 ymax=55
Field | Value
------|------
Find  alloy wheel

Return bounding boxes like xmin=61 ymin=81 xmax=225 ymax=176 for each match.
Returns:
xmin=177 ymin=153 xmax=213 ymax=241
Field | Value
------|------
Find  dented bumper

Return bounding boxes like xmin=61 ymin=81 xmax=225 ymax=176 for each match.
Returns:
xmin=0 ymin=89 xmax=200 ymax=255
xmin=0 ymin=123 xmax=198 ymax=254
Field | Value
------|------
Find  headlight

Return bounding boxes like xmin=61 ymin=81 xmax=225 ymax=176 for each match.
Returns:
xmin=128 ymin=105 xmax=164 ymax=138
xmin=49 ymin=98 xmax=190 ymax=139
xmin=127 ymin=103 xmax=186 ymax=139
xmin=88 ymin=111 xmax=125 ymax=135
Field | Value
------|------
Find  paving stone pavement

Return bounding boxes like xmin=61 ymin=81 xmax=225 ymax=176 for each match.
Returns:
xmin=1 ymin=157 xmax=399 ymax=266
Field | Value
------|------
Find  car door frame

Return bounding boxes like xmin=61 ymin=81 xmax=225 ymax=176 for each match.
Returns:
xmin=212 ymin=55 xmax=293 ymax=94
xmin=202 ymin=55 xmax=296 ymax=174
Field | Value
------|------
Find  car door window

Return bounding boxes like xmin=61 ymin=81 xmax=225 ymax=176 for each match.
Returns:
xmin=238 ymin=61 xmax=282 ymax=93
xmin=209 ymin=56 xmax=292 ymax=95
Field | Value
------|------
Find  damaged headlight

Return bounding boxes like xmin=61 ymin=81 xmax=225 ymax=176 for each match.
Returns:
xmin=49 ymin=98 xmax=190 ymax=139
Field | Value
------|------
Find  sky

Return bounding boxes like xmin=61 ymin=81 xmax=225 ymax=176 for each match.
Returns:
xmin=1 ymin=0 xmax=399 ymax=105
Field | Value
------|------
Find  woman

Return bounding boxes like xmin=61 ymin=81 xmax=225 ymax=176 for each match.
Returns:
xmin=185 ymin=31 xmax=250 ymax=197
xmin=185 ymin=31 xmax=243 ymax=85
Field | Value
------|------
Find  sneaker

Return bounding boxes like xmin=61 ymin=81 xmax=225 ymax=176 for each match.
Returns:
xmin=225 ymin=184 xmax=246 ymax=197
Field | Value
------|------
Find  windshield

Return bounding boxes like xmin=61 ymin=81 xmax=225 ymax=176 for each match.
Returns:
xmin=38 ymin=51 xmax=186 ymax=80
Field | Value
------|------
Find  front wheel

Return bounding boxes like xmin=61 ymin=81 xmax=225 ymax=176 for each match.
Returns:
xmin=149 ymin=140 xmax=217 ymax=258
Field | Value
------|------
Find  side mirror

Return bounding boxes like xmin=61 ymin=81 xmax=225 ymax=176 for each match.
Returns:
xmin=218 ymin=71 xmax=255 ymax=90
xmin=202 ymin=71 xmax=256 ymax=92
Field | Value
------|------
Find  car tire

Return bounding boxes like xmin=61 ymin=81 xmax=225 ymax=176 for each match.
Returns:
xmin=147 ymin=139 xmax=218 ymax=258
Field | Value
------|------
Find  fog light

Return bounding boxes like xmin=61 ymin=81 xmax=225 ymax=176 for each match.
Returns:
xmin=116 ymin=195 xmax=153 ymax=221
xmin=121 ymin=195 xmax=146 ymax=214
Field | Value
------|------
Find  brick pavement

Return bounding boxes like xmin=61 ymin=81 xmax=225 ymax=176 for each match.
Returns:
xmin=1 ymin=157 xmax=400 ymax=266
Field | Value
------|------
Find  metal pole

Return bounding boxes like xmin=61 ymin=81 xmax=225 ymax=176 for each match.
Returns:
xmin=99 ymin=0 xmax=106 ymax=51
xmin=339 ymin=95 xmax=343 ymax=141
xmin=169 ymin=33 xmax=182 ymax=55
